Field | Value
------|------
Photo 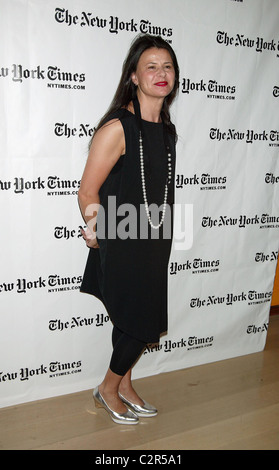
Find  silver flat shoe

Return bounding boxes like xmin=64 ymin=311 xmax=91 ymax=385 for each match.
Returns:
xmin=93 ymin=386 xmax=139 ymax=425
xmin=119 ymin=392 xmax=158 ymax=417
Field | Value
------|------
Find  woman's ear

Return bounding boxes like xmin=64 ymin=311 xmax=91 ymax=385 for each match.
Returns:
xmin=131 ymin=72 xmax=138 ymax=86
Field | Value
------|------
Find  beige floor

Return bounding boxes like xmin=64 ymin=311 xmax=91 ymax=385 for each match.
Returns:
xmin=1 ymin=314 xmax=279 ymax=450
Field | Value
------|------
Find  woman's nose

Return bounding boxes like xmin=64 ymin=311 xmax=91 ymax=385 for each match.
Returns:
xmin=157 ymin=67 xmax=166 ymax=76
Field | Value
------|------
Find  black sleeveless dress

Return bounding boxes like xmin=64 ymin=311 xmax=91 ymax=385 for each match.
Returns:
xmin=80 ymin=109 xmax=176 ymax=343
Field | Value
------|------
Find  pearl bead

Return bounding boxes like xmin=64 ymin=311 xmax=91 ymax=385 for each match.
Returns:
xmin=139 ymin=131 xmax=171 ymax=230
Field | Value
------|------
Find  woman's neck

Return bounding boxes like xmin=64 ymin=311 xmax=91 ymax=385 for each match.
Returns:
xmin=134 ymin=94 xmax=164 ymax=123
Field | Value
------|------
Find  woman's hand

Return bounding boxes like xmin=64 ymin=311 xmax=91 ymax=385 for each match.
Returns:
xmin=81 ymin=227 xmax=99 ymax=249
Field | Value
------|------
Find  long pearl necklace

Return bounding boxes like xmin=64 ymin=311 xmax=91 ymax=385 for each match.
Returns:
xmin=139 ymin=130 xmax=172 ymax=230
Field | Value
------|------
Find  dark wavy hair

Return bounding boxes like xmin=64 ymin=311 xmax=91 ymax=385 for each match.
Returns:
xmin=94 ymin=34 xmax=179 ymax=137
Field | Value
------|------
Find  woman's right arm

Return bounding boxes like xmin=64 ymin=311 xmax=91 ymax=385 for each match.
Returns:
xmin=78 ymin=119 xmax=125 ymax=248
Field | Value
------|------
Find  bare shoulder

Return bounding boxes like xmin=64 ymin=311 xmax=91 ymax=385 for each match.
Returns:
xmin=95 ymin=118 xmax=124 ymax=143
xmin=92 ymin=118 xmax=125 ymax=155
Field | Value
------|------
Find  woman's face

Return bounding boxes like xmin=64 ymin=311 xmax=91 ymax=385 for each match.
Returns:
xmin=131 ymin=47 xmax=175 ymax=101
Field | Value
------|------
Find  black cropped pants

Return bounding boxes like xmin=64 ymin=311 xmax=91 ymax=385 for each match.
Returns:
xmin=109 ymin=326 xmax=146 ymax=376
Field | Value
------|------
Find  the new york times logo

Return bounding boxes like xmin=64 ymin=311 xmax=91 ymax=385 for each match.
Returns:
xmin=210 ymin=128 xmax=279 ymax=147
xmin=0 ymin=64 xmax=85 ymax=84
xmin=181 ymin=78 xmax=236 ymax=100
xmin=0 ymin=176 xmax=80 ymax=196
xmin=0 ymin=361 xmax=82 ymax=383
xmin=54 ymin=8 xmax=172 ymax=38
xmin=216 ymin=31 xmax=279 ymax=57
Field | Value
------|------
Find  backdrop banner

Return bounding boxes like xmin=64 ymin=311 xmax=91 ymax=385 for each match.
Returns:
xmin=1 ymin=0 xmax=279 ymax=407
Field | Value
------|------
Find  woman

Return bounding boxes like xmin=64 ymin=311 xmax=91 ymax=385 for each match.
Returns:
xmin=78 ymin=34 xmax=179 ymax=425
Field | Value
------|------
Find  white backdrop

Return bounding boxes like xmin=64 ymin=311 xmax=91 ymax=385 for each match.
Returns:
xmin=1 ymin=0 xmax=279 ymax=408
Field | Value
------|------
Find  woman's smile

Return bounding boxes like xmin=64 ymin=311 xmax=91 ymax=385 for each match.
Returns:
xmin=154 ymin=81 xmax=168 ymax=87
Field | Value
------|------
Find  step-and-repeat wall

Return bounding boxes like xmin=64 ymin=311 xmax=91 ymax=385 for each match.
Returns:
xmin=1 ymin=0 xmax=279 ymax=407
